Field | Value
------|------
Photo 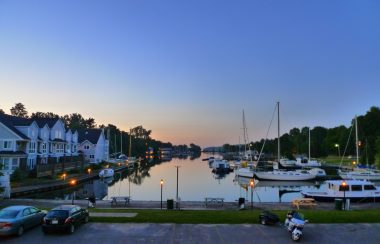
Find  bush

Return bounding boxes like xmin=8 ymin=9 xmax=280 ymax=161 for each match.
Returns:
xmin=10 ymin=168 xmax=27 ymax=182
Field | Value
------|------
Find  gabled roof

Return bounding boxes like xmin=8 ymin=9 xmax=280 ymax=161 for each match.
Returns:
xmin=33 ymin=118 xmax=60 ymax=128
xmin=0 ymin=114 xmax=30 ymax=140
xmin=78 ymin=129 xmax=103 ymax=144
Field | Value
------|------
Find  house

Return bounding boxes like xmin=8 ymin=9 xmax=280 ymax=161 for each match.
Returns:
xmin=77 ymin=129 xmax=109 ymax=164
xmin=0 ymin=114 xmax=81 ymax=175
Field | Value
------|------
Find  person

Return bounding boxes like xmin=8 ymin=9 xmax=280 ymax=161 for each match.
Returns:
xmin=88 ymin=194 xmax=96 ymax=208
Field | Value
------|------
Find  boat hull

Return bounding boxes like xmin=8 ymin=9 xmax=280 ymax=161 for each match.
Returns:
xmin=301 ymin=193 xmax=380 ymax=202
xmin=255 ymin=171 xmax=316 ymax=181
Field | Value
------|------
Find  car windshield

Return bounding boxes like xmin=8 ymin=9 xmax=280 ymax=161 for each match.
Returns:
xmin=46 ymin=210 xmax=69 ymax=218
xmin=0 ymin=210 xmax=19 ymax=219
xmin=292 ymin=212 xmax=305 ymax=220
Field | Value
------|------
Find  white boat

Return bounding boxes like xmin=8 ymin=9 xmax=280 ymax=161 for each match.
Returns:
xmin=339 ymin=168 xmax=380 ymax=181
xmin=255 ymin=102 xmax=316 ymax=181
xmin=235 ymin=167 xmax=255 ymax=178
xmin=295 ymin=157 xmax=321 ymax=168
xmin=279 ymin=158 xmax=296 ymax=168
xmin=308 ymin=168 xmax=327 ymax=178
xmin=99 ymin=168 xmax=114 ymax=178
xmin=301 ymin=179 xmax=380 ymax=202
xmin=255 ymin=169 xmax=316 ymax=181
xmin=211 ymin=159 xmax=231 ymax=173
xmin=338 ymin=116 xmax=380 ymax=180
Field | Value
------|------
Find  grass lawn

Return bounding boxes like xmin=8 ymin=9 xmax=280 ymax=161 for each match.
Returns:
xmin=89 ymin=209 xmax=380 ymax=224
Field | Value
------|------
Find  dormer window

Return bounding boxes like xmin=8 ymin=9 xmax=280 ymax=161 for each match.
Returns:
xmin=84 ymin=145 xmax=90 ymax=150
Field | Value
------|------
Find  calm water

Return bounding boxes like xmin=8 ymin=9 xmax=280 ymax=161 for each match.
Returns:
xmin=24 ymin=153 xmax=329 ymax=203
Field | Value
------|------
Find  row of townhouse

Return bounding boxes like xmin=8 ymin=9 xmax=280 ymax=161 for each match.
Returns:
xmin=0 ymin=113 xmax=109 ymax=175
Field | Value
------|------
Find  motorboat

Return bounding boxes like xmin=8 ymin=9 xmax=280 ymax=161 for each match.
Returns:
xmin=339 ymin=168 xmax=380 ymax=181
xmin=279 ymin=158 xmax=297 ymax=168
xmin=235 ymin=167 xmax=255 ymax=178
xmin=211 ymin=159 xmax=232 ymax=173
xmin=99 ymin=168 xmax=115 ymax=178
xmin=301 ymin=179 xmax=380 ymax=202
xmin=255 ymin=169 xmax=316 ymax=181
xmin=295 ymin=157 xmax=321 ymax=168
xmin=307 ymin=168 xmax=326 ymax=179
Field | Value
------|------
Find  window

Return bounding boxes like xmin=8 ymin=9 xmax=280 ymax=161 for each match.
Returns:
xmin=73 ymin=145 xmax=77 ymax=153
xmin=351 ymin=185 xmax=362 ymax=191
xmin=364 ymin=185 xmax=376 ymax=190
xmin=56 ymin=144 xmax=64 ymax=153
xmin=3 ymin=141 xmax=13 ymax=149
xmin=55 ymin=130 xmax=62 ymax=139
xmin=42 ymin=143 xmax=47 ymax=154
xmin=28 ymin=158 xmax=36 ymax=169
xmin=29 ymin=142 xmax=36 ymax=153
xmin=90 ymin=155 xmax=94 ymax=159
xmin=84 ymin=145 xmax=90 ymax=150
xmin=1 ymin=158 xmax=10 ymax=170
xmin=339 ymin=185 xmax=349 ymax=191
xmin=22 ymin=208 xmax=31 ymax=217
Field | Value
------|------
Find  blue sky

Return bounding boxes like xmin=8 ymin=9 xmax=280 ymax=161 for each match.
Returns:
xmin=1 ymin=0 xmax=379 ymax=147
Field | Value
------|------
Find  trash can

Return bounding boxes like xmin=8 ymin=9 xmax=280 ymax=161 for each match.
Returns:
xmin=167 ymin=199 xmax=174 ymax=210
xmin=238 ymin=197 xmax=245 ymax=209
xmin=335 ymin=198 xmax=343 ymax=210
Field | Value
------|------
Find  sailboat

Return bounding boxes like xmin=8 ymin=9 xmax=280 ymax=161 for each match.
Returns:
xmin=295 ymin=127 xmax=322 ymax=167
xmin=235 ymin=110 xmax=256 ymax=178
xmin=254 ymin=102 xmax=318 ymax=181
xmin=339 ymin=116 xmax=380 ymax=181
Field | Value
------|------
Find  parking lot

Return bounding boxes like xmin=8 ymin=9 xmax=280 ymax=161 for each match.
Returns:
xmin=1 ymin=222 xmax=380 ymax=244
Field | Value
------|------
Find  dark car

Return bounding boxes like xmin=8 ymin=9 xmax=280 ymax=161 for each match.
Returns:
xmin=259 ymin=210 xmax=280 ymax=225
xmin=0 ymin=205 xmax=46 ymax=236
xmin=42 ymin=205 xmax=89 ymax=234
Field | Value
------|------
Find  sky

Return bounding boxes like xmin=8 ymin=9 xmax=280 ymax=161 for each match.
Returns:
xmin=0 ymin=0 xmax=379 ymax=148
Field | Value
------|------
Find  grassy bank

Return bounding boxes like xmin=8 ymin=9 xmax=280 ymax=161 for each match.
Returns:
xmin=89 ymin=209 xmax=380 ymax=224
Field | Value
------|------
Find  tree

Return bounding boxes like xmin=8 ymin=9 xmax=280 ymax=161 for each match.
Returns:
xmin=31 ymin=111 xmax=60 ymax=119
xmin=375 ymin=136 xmax=380 ymax=169
xmin=10 ymin=103 xmax=28 ymax=118
xmin=0 ymin=108 xmax=4 ymax=114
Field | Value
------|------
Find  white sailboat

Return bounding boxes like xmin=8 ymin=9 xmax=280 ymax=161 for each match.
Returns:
xmin=339 ymin=116 xmax=380 ymax=181
xmin=255 ymin=102 xmax=317 ymax=181
xmin=295 ymin=127 xmax=322 ymax=167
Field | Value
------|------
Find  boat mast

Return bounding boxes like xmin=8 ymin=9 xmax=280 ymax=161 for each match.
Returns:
xmin=355 ymin=115 xmax=359 ymax=165
xmin=121 ymin=131 xmax=123 ymax=155
xmin=129 ymin=128 xmax=132 ymax=158
xmin=277 ymin=101 xmax=280 ymax=162
xmin=309 ymin=127 xmax=311 ymax=160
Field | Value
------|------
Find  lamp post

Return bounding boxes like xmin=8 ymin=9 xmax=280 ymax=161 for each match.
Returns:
xmin=341 ymin=181 xmax=347 ymax=210
xmin=160 ymin=179 xmax=164 ymax=210
xmin=175 ymin=166 xmax=180 ymax=209
xmin=87 ymin=168 xmax=91 ymax=174
xmin=62 ymin=173 xmax=67 ymax=181
xmin=250 ymin=178 xmax=255 ymax=209
xmin=69 ymin=179 xmax=77 ymax=205
xmin=335 ymin=144 xmax=341 ymax=158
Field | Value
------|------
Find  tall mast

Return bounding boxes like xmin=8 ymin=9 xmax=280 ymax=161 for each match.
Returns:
xmin=355 ymin=115 xmax=359 ymax=165
xmin=277 ymin=101 xmax=280 ymax=162
xmin=120 ymin=131 xmax=123 ymax=155
xmin=129 ymin=128 xmax=132 ymax=158
xmin=243 ymin=110 xmax=247 ymax=154
xmin=308 ymin=127 xmax=311 ymax=160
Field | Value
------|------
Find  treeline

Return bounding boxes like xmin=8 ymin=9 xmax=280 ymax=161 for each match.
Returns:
xmin=1 ymin=103 xmax=201 ymax=157
xmin=223 ymin=106 xmax=380 ymax=167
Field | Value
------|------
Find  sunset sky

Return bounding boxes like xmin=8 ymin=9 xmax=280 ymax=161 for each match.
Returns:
xmin=1 ymin=0 xmax=379 ymax=148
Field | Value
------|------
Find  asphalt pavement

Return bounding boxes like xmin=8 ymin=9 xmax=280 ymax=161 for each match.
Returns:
xmin=1 ymin=222 xmax=380 ymax=244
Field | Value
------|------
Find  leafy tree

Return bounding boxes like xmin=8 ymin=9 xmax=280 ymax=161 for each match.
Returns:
xmin=0 ymin=108 xmax=4 ymax=114
xmin=31 ymin=111 xmax=60 ymax=119
xmin=375 ymin=136 xmax=380 ymax=168
xmin=10 ymin=103 xmax=28 ymax=118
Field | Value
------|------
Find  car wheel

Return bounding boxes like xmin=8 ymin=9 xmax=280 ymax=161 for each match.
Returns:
xmin=17 ymin=226 xmax=24 ymax=236
xmin=84 ymin=216 xmax=89 ymax=223
xmin=260 ymin=218 xmax=266 ymax=225
xmin=68 ymin=224 xmax=75 ymax=234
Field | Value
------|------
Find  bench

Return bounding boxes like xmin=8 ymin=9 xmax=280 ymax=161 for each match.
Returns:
xmin=205 ymin=197 xmax=224 ymax=207
xmin=292 ymin=198 xmax=317 ymax=210
xmin=111 ymin=196 xmax=131 ymax=207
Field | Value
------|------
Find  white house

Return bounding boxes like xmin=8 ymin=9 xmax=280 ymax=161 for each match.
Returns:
xmin=78 ymin=129 xmax=109 ymax=164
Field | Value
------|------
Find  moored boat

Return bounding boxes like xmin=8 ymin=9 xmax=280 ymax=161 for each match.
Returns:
xmin=211 ymin=159 xmax=232 ymax=173
xmin=301 ymin=179 xmax=380 ymax=202
xmin=255 ymin=169 xmax=316 ymax=181
xmin=99 ymin=168 xmax=115 ymax=178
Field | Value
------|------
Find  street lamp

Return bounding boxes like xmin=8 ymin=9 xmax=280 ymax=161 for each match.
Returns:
xmin=341 ymin=181 xmax=347 ymax=210
xmin=69 ymin=179 xmax=77 ymax=205
xmin=87 ymin=168 xmax=91 ymax=174
xmin=334 ymin=144 xmax=341 ymax=158
xmin=250 ymin=179 xmax=255 ymax=209
xmin=160 ymin=179 xmax=164 ymax=210
xmin=62 ymin=173 xmax=67 ymax=181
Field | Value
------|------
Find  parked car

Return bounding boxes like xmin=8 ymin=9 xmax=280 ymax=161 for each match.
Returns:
xmin=42 ymin=205 xmax=89 ymax=234
xmin=0 ymin=205 xmax=47 ymax=236
xmin=259 ymin=210 xmax=280 ymax=225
